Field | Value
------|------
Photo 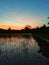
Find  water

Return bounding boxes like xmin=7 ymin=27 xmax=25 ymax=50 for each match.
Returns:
xmin=0 ymin=36 xmax=49 ymax=65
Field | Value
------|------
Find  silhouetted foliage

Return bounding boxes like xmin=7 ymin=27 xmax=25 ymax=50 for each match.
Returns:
xmin=47 ymin=17 xmax=49 ymax=19
xmin=24 ymin=25 xmax=31 ymax=30
xmin=0 ymin=24 xmax=49 ymax=59
xmin=48 ymin=22 xmax=49 ymax=25
xmin=8 ymin=27 xmax=11 ymax=30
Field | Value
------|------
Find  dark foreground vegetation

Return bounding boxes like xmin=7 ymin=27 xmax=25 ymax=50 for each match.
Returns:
xmin=0 ymin=24 xmax=49 ymax=39
xmin=0 ymin=25 xmax=49 ymax=58
xmin=0 ymin=25 xmax=49 ymax=65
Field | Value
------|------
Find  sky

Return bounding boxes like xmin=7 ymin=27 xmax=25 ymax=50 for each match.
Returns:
xmin=0 ymin=0 xmax=49 ymax=29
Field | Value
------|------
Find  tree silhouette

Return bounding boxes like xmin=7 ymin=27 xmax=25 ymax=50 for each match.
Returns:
xmin=47 ymin=22 xmax=49 ymax=25
xmin=8 ymin=27 xmax=11 ymax=30
xmin=47 ymin=17 xmax=49 ymax=19
xmin=47 ymin=17 xmax=49 ymax=26
xmin=42 ymin=24 xmax=46 ymax=28
xmin=24 ymin=25 xmax=31 ymax=30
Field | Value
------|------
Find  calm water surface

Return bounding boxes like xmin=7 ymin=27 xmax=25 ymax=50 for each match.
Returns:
xmin=0 ymin=36 xmax=49 ymax=65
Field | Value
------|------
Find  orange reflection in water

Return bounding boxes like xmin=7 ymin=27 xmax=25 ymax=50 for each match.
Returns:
xmin=0 ymin=36 xmax=36 ymax=48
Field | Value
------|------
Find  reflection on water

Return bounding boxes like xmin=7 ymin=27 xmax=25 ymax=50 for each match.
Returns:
xmin=0 ymin=36 xmax=49 ymax=65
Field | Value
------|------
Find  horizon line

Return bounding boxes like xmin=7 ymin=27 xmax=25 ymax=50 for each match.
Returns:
xmin=0 ymin=24 xmax=38 ymax=30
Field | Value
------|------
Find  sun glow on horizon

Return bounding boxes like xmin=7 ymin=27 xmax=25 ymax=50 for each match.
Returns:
xmin=0 ymin=0 xmax=49 ymax=29
xmin=0 ymin=10 xmax=42 ymax=28
xmin=0 ymin=24 xmax=37 ymax=30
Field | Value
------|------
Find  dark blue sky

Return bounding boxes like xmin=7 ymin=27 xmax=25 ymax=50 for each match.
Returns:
xmin=0 ymin=0 xmax=49 ymax=27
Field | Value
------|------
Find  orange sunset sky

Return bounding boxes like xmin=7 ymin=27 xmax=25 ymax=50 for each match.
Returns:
xmin=0 ymin=25 xmax=37 ymax=30
xmin=0 ymin=0 xmax=49 ymax=30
